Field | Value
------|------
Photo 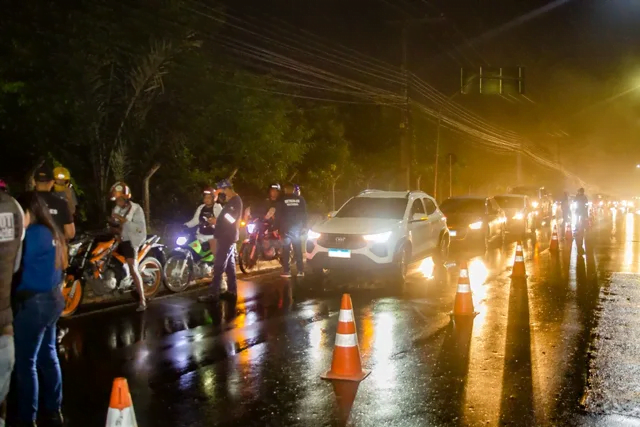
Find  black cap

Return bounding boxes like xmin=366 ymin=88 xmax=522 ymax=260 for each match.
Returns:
xmin=34 ymin=164 xmax=53 ymax=182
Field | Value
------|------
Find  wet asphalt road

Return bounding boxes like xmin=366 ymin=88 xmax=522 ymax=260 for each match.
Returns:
xmin=57 ymin=213 xmax=635 ymax=426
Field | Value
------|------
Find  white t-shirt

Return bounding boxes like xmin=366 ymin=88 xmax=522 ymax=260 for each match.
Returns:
xmin=112 ymin=201 xmax=146 ymax=250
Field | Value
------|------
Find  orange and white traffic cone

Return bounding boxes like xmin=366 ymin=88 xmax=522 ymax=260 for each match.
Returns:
xmin=321 ymin=294 xmax=370 ymax=382
xmin=106 ymin=377 xmax=138 ymax=427
xmin=451 ymin=261 xmax=478 ymax=318
xmin=550 ymin=225 xmax=559 ymax=253
xmin=510 ymin=241 xmax=527 ymax=279
xmin=564 ymin=223 xmax=572 ymax=242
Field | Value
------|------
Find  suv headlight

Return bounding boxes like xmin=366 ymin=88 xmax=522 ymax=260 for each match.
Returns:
xmin=363 ymin=231 xmax=392 ymax=243
xmin=307 ymin=230 xmax=321 ymax=240
xmin=469 ymin=221 xmax=483 ymax=230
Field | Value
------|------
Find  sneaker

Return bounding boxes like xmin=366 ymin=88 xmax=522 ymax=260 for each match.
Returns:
xmin=280 ymin=272 xmax=292 ymax=278
xmin=39 ymin=410 xmax=64 ymax=427
xmin=296 ymin=272 xmax=305 ymax=278
xmin=136 ymin=304 xmax=147 ymax=312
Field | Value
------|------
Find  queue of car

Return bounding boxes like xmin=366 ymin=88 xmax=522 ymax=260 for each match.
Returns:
xmin=304 ymin=187 xmax=551 ymax=286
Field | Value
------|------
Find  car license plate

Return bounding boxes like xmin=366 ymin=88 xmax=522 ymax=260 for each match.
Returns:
xmin=449 ymin=230 xmax=457 ymax=237
xmin=328 ymin=249 xmax=351 ymax=258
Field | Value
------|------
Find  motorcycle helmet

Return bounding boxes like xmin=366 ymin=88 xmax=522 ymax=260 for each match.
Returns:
xmin=109 ymin=182 xmax=131 ymax=201
xmin=269 ymin=183 xmax=281 ymax=191
xmin=293 ymin=184 xmax=301 ymax=196
xmin=203 ymin=186 xmax=215 ymax=196
xmin=0 ymin=179 xmax=7 ymax=193
xmin=53 ymin=167 xmax=71 ymax=192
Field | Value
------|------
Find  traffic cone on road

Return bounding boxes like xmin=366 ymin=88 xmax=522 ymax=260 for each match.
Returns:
xmin=321 ymin=294 xmax=370 ymax=382
xmin=106 ymin=378 xmax=138 ymax=427
xmin=564 ymin=223 xmax=572 ymax=242
xmin=549 ymin=225 xmax=559 ymax=253
xmin=510 ymin=241 xmax=528 ymax=279
xmin=451 ymin=261 xmax=478 ymax=318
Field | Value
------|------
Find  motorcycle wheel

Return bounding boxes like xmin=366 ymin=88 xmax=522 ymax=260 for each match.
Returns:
xmin=132 ymin=256 xmax=163 ymax=300
xmin=61 ymin=277 xmax=83 ymax=318
xmin=164 ymin=255 xmax=192 ymax=293
xmin=239 ymin=242 xmax=258 ymax=275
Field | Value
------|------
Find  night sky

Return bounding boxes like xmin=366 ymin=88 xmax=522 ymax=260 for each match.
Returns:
xmin=220 ymin=0 xmax=640 ymax=193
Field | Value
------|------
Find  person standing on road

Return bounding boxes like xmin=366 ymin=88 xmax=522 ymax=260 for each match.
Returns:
xmin=33 ymin=164 xmax=75 ymax=241
xmin=276 ymin=183 xmax=307 ymax=278
xmin=52 ymin=166 xmax=78 ymax=219
xmin=575 ymin=188 xmax=589 ymax=254
xmin=0 ymin=191 xmax=24 ymax=427
xmin=198 ymin=180 xmax=242 ymax=303
xmin=109 ymin=182 xmax=148 ymax=312
xmin=12 ymin=192 xmax=67 ymax=427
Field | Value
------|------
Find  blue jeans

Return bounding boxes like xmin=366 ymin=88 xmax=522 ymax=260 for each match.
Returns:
xmin=13 ymin=290 xmax=64 ymax=422
xmin=212 ymin=240 xmax=237 ymax=294
xmin=281 ymin=230 xmax=304 ymax=274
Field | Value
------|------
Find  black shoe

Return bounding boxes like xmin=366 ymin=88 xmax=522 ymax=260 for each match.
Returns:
xmin=197 ymin=294 xmax=219 ymax=303
xmin=10 ymin=422 xmax=37 ymax=427
xmin=220 ymin=291 xmax=238 ymax=301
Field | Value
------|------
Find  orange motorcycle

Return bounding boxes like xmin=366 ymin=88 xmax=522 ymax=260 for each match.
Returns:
xmin=61 ymin=231 xmax=166 ymax=317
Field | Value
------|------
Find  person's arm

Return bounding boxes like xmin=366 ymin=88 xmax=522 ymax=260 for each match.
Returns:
xmin=221 ymin=199 xmax=241 ymax=225
xmin=184 ymin=205 xmax=204 ymax=228
xmin=213 ymin=203 xmax=223 ymax=218
xmin=59 ymin=199 xmax=75 ymax=240
xmin=130 ymin=204 xmax=147 ymax=232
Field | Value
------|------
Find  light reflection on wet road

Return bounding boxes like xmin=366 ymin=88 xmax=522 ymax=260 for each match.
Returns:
xmin=58 ymin=212 xmax=635 ymax=426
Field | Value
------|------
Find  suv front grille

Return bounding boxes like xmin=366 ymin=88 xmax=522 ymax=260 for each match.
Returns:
xmin=318 ymin=233 xmax=367 ymax=250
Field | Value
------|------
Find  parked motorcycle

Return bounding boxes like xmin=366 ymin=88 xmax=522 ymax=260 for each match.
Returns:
xmin=61 ymin=231 xmax=166 ymax=317
xmin=238 ymin=219 xmax=290 ymax=274
xmin=164 ymin=231 xmax=215 ymax=292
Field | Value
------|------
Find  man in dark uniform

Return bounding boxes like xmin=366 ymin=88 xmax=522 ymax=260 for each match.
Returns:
xmin=33 ymin=164 xmax=75 ymax=240
xmin=198 ymin=180 xmax=243 ymax=303
xmin=276 ymin=183 xmax=307 ymax=278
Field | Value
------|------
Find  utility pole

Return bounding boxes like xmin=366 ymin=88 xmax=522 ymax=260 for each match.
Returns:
xmin=517 ymin=145 xmax=522 ymax=185
xmin=390 ymin=16 xmax=444 ymax=191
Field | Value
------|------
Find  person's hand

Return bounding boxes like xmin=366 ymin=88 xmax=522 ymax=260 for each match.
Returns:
xmin=273 ymin=230 xmax=280 ymax=239
xmin=207 ymin=217 xmax=216 ymax=225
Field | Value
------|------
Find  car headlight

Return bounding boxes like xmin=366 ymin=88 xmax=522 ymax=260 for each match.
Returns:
xmin=246 ymin=223 xmax=256 ymax=234
xmin=512 ymin=212 xmax=524 ymax=220
xmin=469 ymin=221 xmax=483 ymax=230
xmin=176 ymin=236 xmax=187 ymax=246
xmin=531 ymin=201 xmax=539 ymax=208
xmin=363 ymin=231 xmax=392 ymax=243
xmin=307 ymin=230 xmax=321 ymax=240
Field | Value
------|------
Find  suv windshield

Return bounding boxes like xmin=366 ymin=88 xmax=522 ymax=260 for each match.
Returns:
xmin=336 ymin=197 xmax=407 ymax=219
xmin=439 ymin=198 xmax=485 ymax=214
xmin=494 ymin=196 xmax=524 ymax=209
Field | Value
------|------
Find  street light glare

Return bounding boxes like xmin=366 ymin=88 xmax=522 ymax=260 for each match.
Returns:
xmin=636 ymin=164 xmax=640 ymax=169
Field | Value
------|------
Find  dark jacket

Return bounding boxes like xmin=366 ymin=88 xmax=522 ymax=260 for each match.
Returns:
xmin=276 ymin=194 xmax=307 ymax=233
xmin=215 ymin=195 xmax=243 ymax=243
xmin=0 ymin=193 xmax=24 ymax=329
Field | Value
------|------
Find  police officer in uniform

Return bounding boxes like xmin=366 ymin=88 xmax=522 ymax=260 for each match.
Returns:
xmin=276 ymin=183 xmax=307 ymax=278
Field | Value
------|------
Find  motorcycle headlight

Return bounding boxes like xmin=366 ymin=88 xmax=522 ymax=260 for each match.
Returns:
xmin=176 ymin=236 xmax=187 ymax=246
xmin=246 ymin=223 xmax=256 ymax=234
xmin=512 ymin=212 xmax=524 ymax=220
xmin=307 ymin=230 xmax=321 ymax=240
xmin=68 ymin=243 xmax=82 ymax=257
xmin=531 ymin=201 xmax=539 ymax=209
xmin=363 ymin=231 xmax=392 ymax=243
xmin=469 ymin=221 xmax=483 ymax=230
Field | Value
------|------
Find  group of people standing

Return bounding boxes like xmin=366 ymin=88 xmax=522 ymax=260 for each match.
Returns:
xmin=0 ymin=163 xmax=78 ymax=427
xmin=185 ymin=180 xmax=308 ymax=304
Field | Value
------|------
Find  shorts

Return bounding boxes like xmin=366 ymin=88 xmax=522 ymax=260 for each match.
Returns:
xmin=119 ymin=241 xmax=138 ymax=260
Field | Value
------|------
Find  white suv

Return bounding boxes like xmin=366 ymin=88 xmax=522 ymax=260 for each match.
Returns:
xmin=306 ymin=190 xmax=449 ymax=284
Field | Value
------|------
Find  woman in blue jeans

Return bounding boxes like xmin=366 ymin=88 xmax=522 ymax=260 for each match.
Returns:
xmin=12 ymin=192 xmax=67 ymax=427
